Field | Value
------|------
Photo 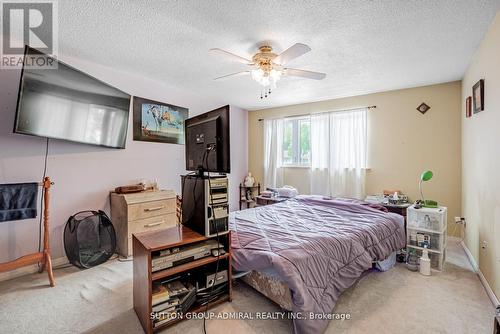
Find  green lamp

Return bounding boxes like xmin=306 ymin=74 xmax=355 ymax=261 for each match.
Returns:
xmin=418 ymin=170 xmax=438 ymax=208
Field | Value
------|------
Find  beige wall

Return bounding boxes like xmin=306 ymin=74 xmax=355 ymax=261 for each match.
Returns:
xmin=249 ymin=81 xmax=462 ymax=235
xmin=462 ymin=12 xmax=500 ymax=300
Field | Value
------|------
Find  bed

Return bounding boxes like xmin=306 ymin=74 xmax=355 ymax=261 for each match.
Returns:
xmin=229 ymin=195 xmax=406 ymax=334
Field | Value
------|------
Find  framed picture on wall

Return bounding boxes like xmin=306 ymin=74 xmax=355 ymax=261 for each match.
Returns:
xmin=133 ymin=97 xmax=188 ymax=144
xmin=466 ymin=96 xmax=472 ymax=118
xmin=472 ymin=79 xmax=484 ymax=114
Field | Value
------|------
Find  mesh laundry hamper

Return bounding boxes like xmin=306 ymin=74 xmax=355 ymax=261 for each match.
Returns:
xmin=64 ymin=210 xmax=116 ymax=268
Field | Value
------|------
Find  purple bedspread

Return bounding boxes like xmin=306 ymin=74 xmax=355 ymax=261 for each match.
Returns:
xmin=229 ymin=195 xmax=406 ymax=334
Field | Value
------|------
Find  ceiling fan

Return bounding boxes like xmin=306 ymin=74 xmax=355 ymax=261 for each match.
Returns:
xmin=210 ymin=43 xmax=326 ymax=99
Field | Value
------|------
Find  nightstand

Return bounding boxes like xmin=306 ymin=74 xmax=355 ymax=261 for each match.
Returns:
xmin=255 ymin=195 xmax=288 ymax=206
xmin=239 ymin=183 xmax=260 ymax=210
xmin=382 ymin=202 xmax=411 ymax=232
xmin=382 ymin=202 xmax=411 ymax=263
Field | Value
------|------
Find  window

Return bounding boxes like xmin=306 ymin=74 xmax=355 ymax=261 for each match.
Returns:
xmin=282 ymin=117 xmax=310 ymax=166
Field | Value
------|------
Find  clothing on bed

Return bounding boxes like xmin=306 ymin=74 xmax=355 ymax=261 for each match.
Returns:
xmin=0 ymin=183 xmax=38 ymax=222
xmin=229 ymin=195 xmax=406 ymax=334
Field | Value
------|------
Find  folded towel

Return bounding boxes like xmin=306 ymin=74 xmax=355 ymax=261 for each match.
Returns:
xmin=0 ymin=183 xmax=38 ymax=222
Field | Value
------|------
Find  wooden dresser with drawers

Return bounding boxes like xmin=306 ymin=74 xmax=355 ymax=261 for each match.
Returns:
xmin=110 ymin=190 xmax=177 ymax=257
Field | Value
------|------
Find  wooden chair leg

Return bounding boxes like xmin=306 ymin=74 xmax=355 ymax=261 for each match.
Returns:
xmin=45 ymin=251 xmax=55 ymax=287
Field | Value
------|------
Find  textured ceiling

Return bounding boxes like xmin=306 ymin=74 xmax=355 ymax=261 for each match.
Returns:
xmin=55 ymin=0 xmax=500 ymax=110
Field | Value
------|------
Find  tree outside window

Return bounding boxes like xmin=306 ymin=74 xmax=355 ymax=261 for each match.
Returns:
xmin=282 ymin=117 xmax=310 ymax=166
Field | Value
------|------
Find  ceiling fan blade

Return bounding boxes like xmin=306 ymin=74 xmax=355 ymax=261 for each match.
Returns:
xmin=284 ymin=68 xmax=326 ymax=80
xmin=274 ymin=43 xmax=311 ymax=65
xmin=209 ymin=48 xmax=252 ymax=64
xmin=213 ymin=71 xmax=250 ymax=80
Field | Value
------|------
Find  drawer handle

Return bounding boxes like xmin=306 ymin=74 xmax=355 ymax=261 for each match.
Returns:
xmin=144 ymin=222 xmax=163 ymax=228
xmin=144 ymin=206 xmax=164 ymax=212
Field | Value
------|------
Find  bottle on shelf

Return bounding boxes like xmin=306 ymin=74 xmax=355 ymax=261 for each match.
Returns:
xmin=419 ymin=245 xmax=431 ymax=276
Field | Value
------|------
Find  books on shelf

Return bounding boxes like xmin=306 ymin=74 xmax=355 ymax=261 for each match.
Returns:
xmin=152 ymin=280 xmax=197 ymax=328
xmin=152 ymin=297 xmax=179 ymax=313
xmin=153 ymin=307 xmax=178 ymax=328
xmin=165 ymin=280 xmax=188 ymax=297
xmin=152 ymin=284 xmax=170 ymax=306
xmin=153 ymin=280 xmax=188 ymax=306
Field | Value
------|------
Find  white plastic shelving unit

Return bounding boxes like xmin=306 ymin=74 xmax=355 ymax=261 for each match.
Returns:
xmin=406 ymin=205 xmax=447 ymax=271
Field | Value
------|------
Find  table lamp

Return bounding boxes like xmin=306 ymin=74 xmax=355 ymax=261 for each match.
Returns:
xmin=418 ymin=170 xmax=438 ymax=208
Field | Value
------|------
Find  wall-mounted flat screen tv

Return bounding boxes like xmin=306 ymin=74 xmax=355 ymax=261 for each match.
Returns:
xmin=14 ymin=46 xmax=131 ymax=149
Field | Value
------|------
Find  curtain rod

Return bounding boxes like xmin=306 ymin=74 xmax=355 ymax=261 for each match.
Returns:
xmin=257 ymin=105 xmax=376 ymax=122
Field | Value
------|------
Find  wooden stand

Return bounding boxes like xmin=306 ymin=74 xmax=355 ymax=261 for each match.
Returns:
xmin=0 ymin=177 xmax=55 ymax=287
xmin=133 ymin=225 xmax=232 ymax=333
xmin=239 ymin=183 xmax=260 ymax=210
xmin=255 ymin=195 xmax=288 ymax=206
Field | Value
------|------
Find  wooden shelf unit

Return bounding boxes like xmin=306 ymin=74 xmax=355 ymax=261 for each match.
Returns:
xmin=239 ymin=183 xmax=260 ymax=210
xmin=133 ymin=225 xmax=232 ymax=334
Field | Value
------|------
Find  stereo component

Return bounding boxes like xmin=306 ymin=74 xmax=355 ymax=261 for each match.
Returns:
xmin=206 ymin=269 xmax=228 ymax=288
xmin=152 ymin=239 xmax=221 ymax=272
xmin=181 ymin=175 xmax=230 ymax=237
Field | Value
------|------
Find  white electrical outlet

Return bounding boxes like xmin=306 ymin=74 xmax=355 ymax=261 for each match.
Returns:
xmin=482 ymin=240 xmax=488 ymax=249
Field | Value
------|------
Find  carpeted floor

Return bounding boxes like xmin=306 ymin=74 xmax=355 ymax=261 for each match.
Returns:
xmin=0 ymin=240 xmax=494 ymax=334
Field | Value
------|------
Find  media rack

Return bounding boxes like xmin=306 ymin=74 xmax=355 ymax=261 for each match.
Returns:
xmin=133 ymin=225 xmax=232 ymax=333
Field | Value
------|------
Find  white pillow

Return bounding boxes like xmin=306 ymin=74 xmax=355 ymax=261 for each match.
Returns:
xmin=277 ymin=186 xmax=299 ymax=198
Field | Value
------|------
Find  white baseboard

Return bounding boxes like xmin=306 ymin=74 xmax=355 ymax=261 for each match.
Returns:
xmin=0 ymin=256 xmax=69 ymax=283
xmin=459 ymin=240 xmax=500 ymax=308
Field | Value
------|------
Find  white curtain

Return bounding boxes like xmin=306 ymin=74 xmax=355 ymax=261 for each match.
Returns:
xmin=263 ymin=118 xmax=284 ymax=189
xmin=310 ymin=108 xmax=367 ymax=199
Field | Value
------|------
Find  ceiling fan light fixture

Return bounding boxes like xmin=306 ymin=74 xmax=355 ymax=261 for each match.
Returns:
xmin=270 ymin=69 xmax=282 ymax=81
xmin=251 ymin=67 xmax=282 ymax=88
xmin=211 ymin=43 xmax=325 ymax=99
xmin=251 ymin=68 xmax=264 ymax=81
xmin=262 ymin=76 xmax=270 ymax=87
